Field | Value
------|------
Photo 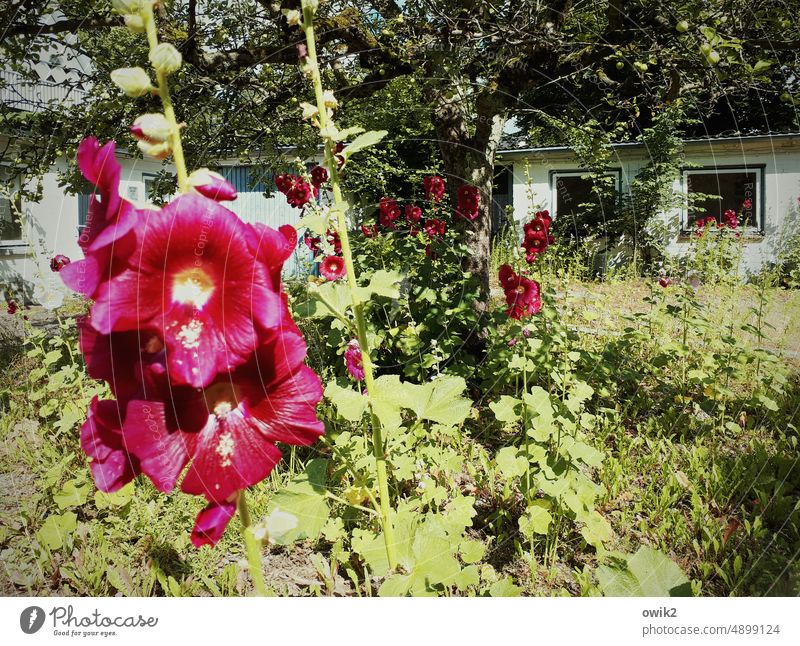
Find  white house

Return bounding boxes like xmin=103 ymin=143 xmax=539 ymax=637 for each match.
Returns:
xmin=496 ymin=133 xmax=800 ymax=274
xmin=0 ymin=148 xmax=312 ymax=304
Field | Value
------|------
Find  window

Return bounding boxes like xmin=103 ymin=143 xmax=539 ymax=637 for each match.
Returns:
xmin=1 ymin=169 xmax=22 ymax=243
xmin=550 ymin=170 xmax=620 ymax=238
xmin=491 ymin=165 xmax=513 ymax=236
xmin=220 ymin=165 xmax=268 ymax=193
xmin=682 ymin=166 xmax=762 ymax=231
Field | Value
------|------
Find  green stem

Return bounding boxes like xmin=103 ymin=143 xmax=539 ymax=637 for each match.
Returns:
xmin=238 ymin=491 xmax=267 ymax=596
xmin=141 ymin=4 xmax=189 ymax=193
xmin=301 ymin=1 xmax=397 ymax=571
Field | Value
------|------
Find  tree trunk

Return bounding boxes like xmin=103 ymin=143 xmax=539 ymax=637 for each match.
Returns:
xmin=431 ymin=89 xmax=507 ymax=356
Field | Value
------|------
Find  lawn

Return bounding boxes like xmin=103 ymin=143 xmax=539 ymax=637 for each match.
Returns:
xmin=2 ymin=276 xmax=797 ymax=597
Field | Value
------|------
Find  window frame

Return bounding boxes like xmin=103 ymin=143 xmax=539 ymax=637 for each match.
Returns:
xmin=680 ymin=164 xmax=765 ymax=235
xmin=548 ymin=168 xmax=622 ymax=220
xmin=0 ymin=166 xmax=25 ymax=248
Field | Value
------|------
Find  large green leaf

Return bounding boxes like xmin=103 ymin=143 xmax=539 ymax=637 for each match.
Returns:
xmin=489 ymin=395 xmax=521 ymax=423
xmin=398 ymin=375 xmax=472 ymax=427
xmin=325 ymin=382 xmax=368 ymax=421
xmin=266 ymin=459 xmax=330 ymax=545
xmin=355 ymin=269 xmax=403 ymax=302
xmin=597 ymin=546 xmax=692 ymax=597
xmin=342 ymin=129 xmax=388 ymax=158
xmin=37 ymin=512 xmax=77 ymax=550
xmin=296 ymin=281 xmax=351 ymax=320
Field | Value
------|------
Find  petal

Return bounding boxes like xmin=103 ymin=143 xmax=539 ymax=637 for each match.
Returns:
xmin=191 ymin=499 xmax=237 ymax=548
xmin=122 ymin=399 xmax=197 ymax=493
xmin=80 ymin=397 xmax=139 ymax=492
xmin=248 ymin=366 xmax=324 ymax=446
xmin=90 ymin=269 xmax=160 ymax=334
xmin=180 ymin=411 xmax=282 ymax=502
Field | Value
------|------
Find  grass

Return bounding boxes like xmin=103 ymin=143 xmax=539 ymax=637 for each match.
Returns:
xmin=0 ymin=279 xmax=798 ymax=597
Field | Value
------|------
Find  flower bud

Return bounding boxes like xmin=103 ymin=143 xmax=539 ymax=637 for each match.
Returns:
xmin=123 ymin=14 xmax=146 ymax=33
xmin=111 ymin=0 xmax=153 ymax=14
xmin=300 ymin=102 xmax=319 ymax=120
xmin=110 ymin=67 xmax=154 ymax=97
xmin=131 ymin=113 xmax=172 ymax=143
xmin=282 ymin=9 xmax=302 ymax=27
xmin=149 ymin=43 xmax=182 ymax=75
xmin=137 ymin=139 xmax=172 ymax=160
xmin=322 ymin=90 xmax=338 ymax=109
xmin=188 ymin=168 xmax=237 ymax=202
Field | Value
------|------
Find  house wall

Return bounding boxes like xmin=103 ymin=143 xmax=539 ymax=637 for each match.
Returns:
xmin=502 ymin=136 xmax=800 ymax=275
xmin=1 ymin=154 xmax=313 ymax=303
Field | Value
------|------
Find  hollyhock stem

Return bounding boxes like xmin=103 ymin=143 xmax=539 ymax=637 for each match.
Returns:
xmin=141 ymin=3 xmax=189 ymax=193
xmin=237 ymin=491 xmax=267 ymax=596
xmin=301 ymin=1 xmax=398 ymax=571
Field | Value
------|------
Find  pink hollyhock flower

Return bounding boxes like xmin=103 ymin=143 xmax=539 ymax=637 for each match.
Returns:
xmin=659 ymin=277 xmax=672 ymax=288
xmin=423 ymin=175 xmax=446 ymax=202
xmin=507 ymin=338 xmax=518 ymax=347
xmin=59 ymin=138 xmax=139 ymax=299
xmin=191 ymin=499 xmax=237 ymax=548
xmin=246 ymin=223 xmax=298 ymax=292
xmin=189 ymin=169 xmax=237 ymax=202
xmin=456 ymin=185 xmax=480 ymax=221
xmin=121 ymin=326 xmax=324 ymax=509
xmin=405 ymin=204 xmax=422 ymax=225
xmin=91 ymin=193 xmax=284 ymax=388
xmin=80 ymin=397 xmax=141 ymax=493
xmin=50 ymin=254 xmax=71 ymax=272
xmin=424 ymin=218 xmax=446 ymax=238
xmin=310 ymin=165 xmax=328 ymax=187
xmin=6 ymin=299 xmax=17 ymax=315
xmin=344 ymin=339 xmax=365 ymax=381
xmin=360 ymin=224 xmax=379 ymax=238
xmin=522 ymin=228 xmax=549 ymax=262
xmin=326 ymin=229 xmax=342 ymax=255
xmin=742 ymin=198 xmax=752 ymax=211
xmin=320 ymin=255 xmax=346 ymax=280
xmin=498 ymin=264 xmax=541 ymax=319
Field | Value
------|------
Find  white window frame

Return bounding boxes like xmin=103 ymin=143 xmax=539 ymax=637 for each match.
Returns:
xmin=549 ymin=169 xmax=622 ymax=219
xmin=0 ymin=167 xmax=26 ymax=249
xmin=681 ymin=165 xmax=764 ymax=233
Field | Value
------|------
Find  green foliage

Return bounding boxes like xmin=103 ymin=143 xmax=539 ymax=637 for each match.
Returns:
xmin=597 ymin=547 xmax=691 ymax=597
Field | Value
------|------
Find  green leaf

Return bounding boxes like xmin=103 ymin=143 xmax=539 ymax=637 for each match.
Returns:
xmin=54 ymin=478 xmax=89 ymax=510
xmin=37 ymin=512 xmax=77 ymax=550
xmin=412 ymin=532 xmax=461 ymax=587
xmin=753 ymin=59 xmax=772 ymax=73
xmin=266 ymin=459 xmax=330 ymax=545
xmin=489 ymin=577 xmax=522 ymax=597
xmin=398 ymin=375 xmax=472 ymax=427
xmin=297 ymin=212 xmax=329 ymax=235
xmin=459 ymin=539 xmax=486 ymax=564
xmin=496 ymin=446 xmax=528 ymax=480
xmin=370 ymin=374 xmax=405 ymax=432
xmin=519 ymin=503 xmax=553 ymax=536
xmin=580 ymin=510 xmax=613 ymax=548
xmin=378 ymin=574 xmax=412 ymax=597
xmin=597 ymin=546 xmax=691 ymax=597
xmin=523 ymin=386 xmax=554 ymax=429
xmin=94 ymin=482 xmax=135 ymax=510
xmin=355 ymin=269 xmax=403 ymax=301
xmin=489 ymin=395 xmax=521 ymax=423
xmin=325 ymin=382 xmax=368 ymax=421
xmin=295 ymin=281 xmax=351 ymax=320
xmin=343 ymin=130 xmax=388 ymax=158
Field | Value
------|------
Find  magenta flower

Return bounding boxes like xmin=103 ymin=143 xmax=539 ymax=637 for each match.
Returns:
xmin=90 ymin=194 xmax=284 ymax=388
xmin=424 ymin=218 xmax=446 ymax=238
xmin=344 ymin=339 xmax=365 ymax=381
xmin=50 ymin=254 xmax=71 ymax=272
xmin=80 ymin=397 xmax=141 ymax=493
xmin=423 ymin=175 xmax=446 ymax=202
xmin=456 ymin=185 xmax=480 ymax=221
xmin=498 ymin=264 xmax=541 ymax=319
xmin=320 ymin=255 xmax=346 ymax=281
xmin=405 ymin=204 xmax=422 ymax=225
xmin=191 ymin=499 xmax=237 ymax=548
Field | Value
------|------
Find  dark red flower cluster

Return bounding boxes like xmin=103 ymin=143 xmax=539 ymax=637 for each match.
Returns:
xmin=62 ymin=138 xmax=324 ymax=547
xmin=6 ymin=299 xmax=17 ymax=315
xmin=659 ymin=276 xmax=672 ymax=288
xmin=379 ymin=197 xmax=401 ymax=229
xmin=276 ymin=173 xmax=317 ymax=208
xmin=424 ymin=218 xmax=446 ymax=238
xmin=522 ymin=210 xmax=553 ymax=263
xmin=423 ymin=175 xmax=446 ymax=202
xmin=304 ymin=229 xmax=341 ymax=255
xmin=742 ymin=198 xmax=753 ymax=211
xmin=456 ymin=185 xmax=480 ymax=221
xmin=50 ymin=254 xmax=71 ymax=273
xmin=694 ymin=215 xmax=717 ymax=235
xmin=722 ymin=209 xmax=738 ymax=228
xmin=310 ymin=165 xmax=328 ymax=188
xmin=360 ymin=223 xmax=379 ymax=238
xmin=405 ymin=204 xmax=422 ymax=225
xmin=498 ymin=265 xmax=542 ymax=319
